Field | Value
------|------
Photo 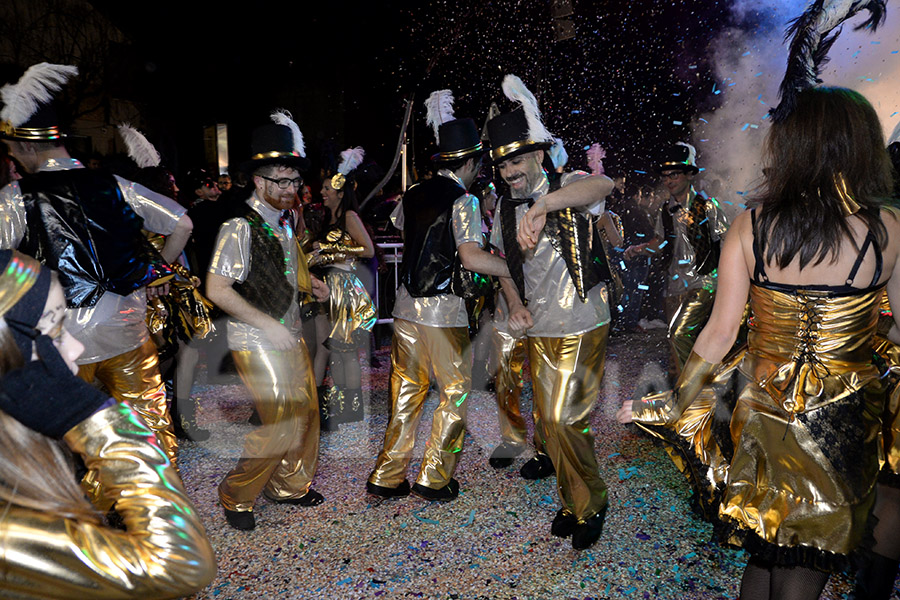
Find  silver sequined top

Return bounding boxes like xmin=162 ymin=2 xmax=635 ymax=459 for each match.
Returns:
xmin=0 ymin=158 xmax=186 ymax=363
xmin=208 ymin=193 xmax=301 ymax=351
xmin=491 ymin=171 xmax=611 ymax=338
xmin=391 ymin=170 xmax=483 ymax=328
xmin=664 ymin=192 xmax=729 ymax=295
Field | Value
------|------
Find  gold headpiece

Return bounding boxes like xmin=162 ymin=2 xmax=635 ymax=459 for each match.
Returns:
xmin=331 ymin=173 xmax=347 ymax=190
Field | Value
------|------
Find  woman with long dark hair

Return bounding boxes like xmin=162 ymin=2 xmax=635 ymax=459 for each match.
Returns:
xmin=619 ymin=87 xmax=900 ymax=598
xmin=310 ymin=147 xmax=376 ymax=430
xmin=0 ymin=250 xmax=215 ymax=598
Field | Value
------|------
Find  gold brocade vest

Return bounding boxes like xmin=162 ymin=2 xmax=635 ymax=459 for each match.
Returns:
xmin=742 ymin=283 xmax=883 ymax=415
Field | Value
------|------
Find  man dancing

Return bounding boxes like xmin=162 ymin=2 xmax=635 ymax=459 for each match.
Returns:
xmin=487 ymin=75 xmax=614 ymax=550
xmin=368 ymin=90 xmax=510 ymax=502
xmin=206 ymin=114 xmax=328 ymax=530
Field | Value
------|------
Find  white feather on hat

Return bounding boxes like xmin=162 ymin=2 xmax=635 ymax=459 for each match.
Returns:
xmin=0 ymin=63 xmax=79 ymax=128
xmin=501 ymin=75 xmax=553 ymax=143
xmin=117 ymin=123 xmax=161 ymax=169
xmin=548 ymin=137 xmax=568 ymax=170
xmin=425 ymin=90 xmax=455 ymax=144
xmin=676 ymin=141 xmax=697 ymax=168
xmin=270 ymin=109 xmax=306 ymax=158
xmin=337 ymin=146 xmax=365 ymax=175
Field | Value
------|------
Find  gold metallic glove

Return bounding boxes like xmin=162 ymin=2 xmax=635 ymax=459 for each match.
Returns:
xmin=632 ymin=351 xmax=717 ymax=425
xmin=308 ymin=251 xmax=350 ymax=268
xmin=317 ymin=240 xmax=365 ymax=255
xmin=0 ymin=404 xmax=216 ymax=599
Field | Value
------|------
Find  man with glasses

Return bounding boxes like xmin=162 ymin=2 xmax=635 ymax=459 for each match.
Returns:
xmin=657 ymin=142 xmax=728 ymax=374
xmin=206 ymin=120 xmax=329 ymax=530
xmin=368 ymin=100 xmax=511 ymax=502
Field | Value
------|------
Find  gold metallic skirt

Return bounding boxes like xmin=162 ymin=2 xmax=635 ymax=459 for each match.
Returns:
xmin=323 ymin=269 xmax=376 ymax=351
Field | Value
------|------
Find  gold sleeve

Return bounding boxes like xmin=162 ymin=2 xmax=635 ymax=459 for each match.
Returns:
xmin=317 ymin=240 xmax=366 ymax=255
xmin=0 ymin=404 xmax=216 ymax=600
xmin=632 ymin=351 xmax=717 ymax=425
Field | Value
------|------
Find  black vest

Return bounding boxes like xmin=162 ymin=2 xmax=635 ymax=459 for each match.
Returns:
xmin=399 ymin=175 xmax=464 ymax=297
xmin=18 ymin=169 xmax=172 ymax=308
xmin=499 ymin=175 xmax=612 ymax=304
xmin=231 ymin=204 xmax=296 ymax=320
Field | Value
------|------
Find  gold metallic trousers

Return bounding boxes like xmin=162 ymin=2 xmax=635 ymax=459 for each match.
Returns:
xmin=668 ymin=286 xmax=715 ymax=375
xmin=369 ymin=319 xmax=470 ymax=490
xmin=219 ymin=344 xmax=320 ymax=512
xmin=78 ymin=338 xmax=176 ymax=468
xmin=492 ymin=329 xmax=537 ymax=449
xmin=529 ymin=325 xmax=609 ymax=521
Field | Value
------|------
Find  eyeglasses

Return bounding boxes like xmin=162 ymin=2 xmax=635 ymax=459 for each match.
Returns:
xmin=659 ymin=171 xmax=686 ymax=181
xmin=259 ymin=175 xmax=303 ymax=189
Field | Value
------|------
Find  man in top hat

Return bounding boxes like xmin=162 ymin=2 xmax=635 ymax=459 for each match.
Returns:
xmin=0 ymin=64 xmax=190 ymax=475
xmin=205 ymin=114 xmax=329 ymax=530
xmin=656 ymin=142 xmax=728 ymax=374
xmin=486 ymin=75 xmax=615 ymax=550
xmin=367 ymin=90 xmax=512 ymax=502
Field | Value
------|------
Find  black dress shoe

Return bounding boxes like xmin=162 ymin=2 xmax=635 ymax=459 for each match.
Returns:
xmin=411 ymin=478 xmax=459 ymax=502
xmin=366 ymin=479 xmax=411 ymax=499
xmin=488 ymin=442 xmax=526 ymax=469
xmin=265 ymin=489 xmax=324 ymax=506
xmin=520 ymin=454 xmax=555 ymax=480
xmin=550 ymin=509 xmax=578 ymax=538
xmin=224 ymin=509 xmax=256 ymax=530
xmin=572 ymin=507 xmax=607 ymax=550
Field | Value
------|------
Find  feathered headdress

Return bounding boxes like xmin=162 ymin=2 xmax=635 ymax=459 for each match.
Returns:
xmin=676 ymin=142 xmax=697 ymax=168
xmin=548 ymin=137 xmax=568 ymax=170
xmin=425 ymin=90 xmax=455 ymax=144
xmin=586 ymin=143 xmax=607 ymax=175
xmin=501 ymin=75 xmax=553 ymax=143
xmin=0 ymin=63 xmax=78 ymax=140
xmin=117 ymin=124 xmax=161 ymax=169
xmin=770 ymin=0 xmax=887 ymax=122
xmin=331 ymin=146 xmax=365 ymax=190
xmin=269 ymin=108 xmax=306 ymax=158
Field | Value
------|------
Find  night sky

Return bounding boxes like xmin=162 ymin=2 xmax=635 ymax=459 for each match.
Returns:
xmin=17 ymin=1 xmax=763 ymax=189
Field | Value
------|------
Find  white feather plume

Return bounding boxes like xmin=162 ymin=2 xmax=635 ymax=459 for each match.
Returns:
xmin=337 ymin=146 xmax=365 ymax=175
xmin=117 ymin=123 xmax=161 ymax=168
xmin=501 ymin=75 xmax=552 ymax=143
xmin=269 ymin=109 xmax=306 ymax=157
xmin=425 ymin=89 xmax=455 ymax=144
xmin=548 ymin=137 xmax=568 ymax=170
xmin=889 ymin=120 xmax=900 ymax=146
xmin=0 ymin=63 xmax=79 ymax=128
xmin=676 ymin=141 xmax=697 ymax=167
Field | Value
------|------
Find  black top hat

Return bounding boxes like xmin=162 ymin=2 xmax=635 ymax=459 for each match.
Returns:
xmin=657 ymin=143 xmax=699 ymax=174
xmin=432 ymin=118 xmax=486 ymax=164
xmin=240 ymin=123 xmax=310 ymax=173
xmin=486 ymin=107 xmax=553 ymax=164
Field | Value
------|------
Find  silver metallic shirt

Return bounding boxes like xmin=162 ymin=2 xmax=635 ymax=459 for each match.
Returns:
xmin=664 ymin=192 xmax=729 ymax=295
xmin=491 ymin=170 xmax=611 ymax=338
xmin=391 ymin=169 xmax=483 ymax=328
xmin=0 ymin=158 xmax=186 ymax=363
xmin=208 ymin=193 xmax=301 ymax=351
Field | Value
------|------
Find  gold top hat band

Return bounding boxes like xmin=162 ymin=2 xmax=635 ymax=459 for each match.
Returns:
xmin=0 ymin=121 xmax=63 ymax=141
xmin=490 ymin=139 xmax=543 ymax=162
xmin=437 ymin=142 xmax=483 ymax=161
xmin=0 ymin=251 xmax=41 ymax=320
xmin=250 ymin=150 xmax=301 ymax=162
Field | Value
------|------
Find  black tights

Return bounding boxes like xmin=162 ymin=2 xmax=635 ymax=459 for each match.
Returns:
xmin=739 ymin=560 xmax=829 ymax=600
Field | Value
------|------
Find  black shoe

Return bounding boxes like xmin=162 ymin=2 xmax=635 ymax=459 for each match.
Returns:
xmin=411 ymin=478 xmax=459 ymax=502
xmin=224 ymin=509 xmax=256 ymax=530
xmin=172 ymin=408 xmax=211 ymax=442
xmin=366 ymin=479 xmax=411 ymax=499
xmin=265 ymin=489 xmax=324 ymax=507
xmin=489 ymin=442 xmax=526 ymax=469
xmin=550 ymin=509 xmax=578 ymax=538
xmin=571 ymin=507 xmax=607 ymax=550
xmin=520 ymin=454 xmax=555 ymax=480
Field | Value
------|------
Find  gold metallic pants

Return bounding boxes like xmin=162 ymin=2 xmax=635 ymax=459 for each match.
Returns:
xmin=529 ymin=326 xmax=609 ymax=521
xmin=219 ymin=344 xmax=320 ymax=512
xmin=369 ymin=319 xmax=470 ymax=490
xmin=492 ymin=329 xmax=535 ymax=449
xmin=78 ymin=338 xmax=176 ymax=467
xmin=668 ymin=286 xmax=715 ymax=375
